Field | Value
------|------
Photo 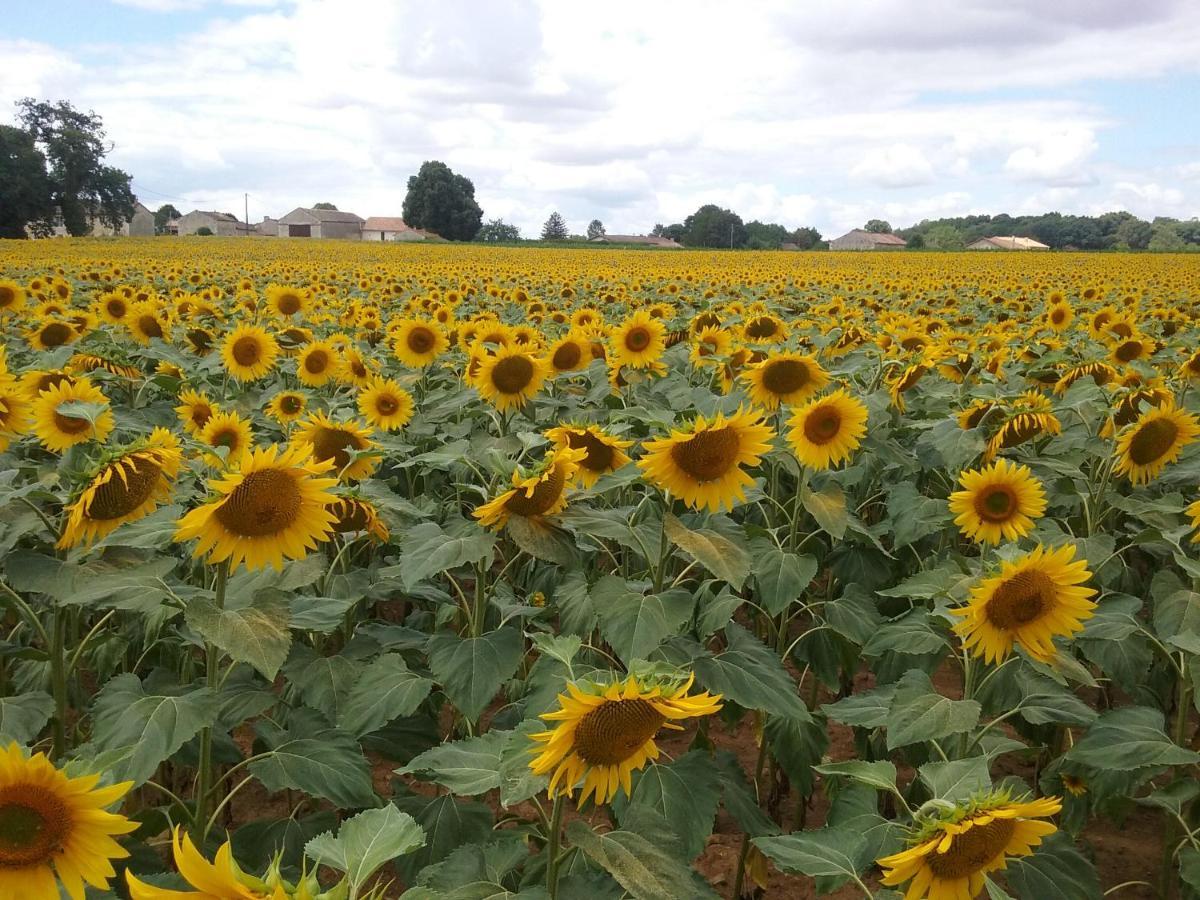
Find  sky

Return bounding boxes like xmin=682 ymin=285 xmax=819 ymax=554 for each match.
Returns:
xmin=2 ymin=0 xmax=1199 ymax=238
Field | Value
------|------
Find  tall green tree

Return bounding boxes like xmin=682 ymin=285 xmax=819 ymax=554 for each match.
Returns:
xmin=16 ymin=98 xmax=135 ymax=236
xmin=683 ymin=204 xmax=746 ymax=248
xmin=1114 ymin=217 xmax=1153 ymax=250
xmin=863 ymin=219 xmax=892 ymax=234
xmin=0 ymin=124 xmax=53 ymax=238
xmin=790 ymin=226 xmax=823 ymax=249
xmin=744 ymin=221 xmax=789 ymax=249
xmin=154 ymin=203 xmax=180 ymax=235
xmin=475 ymin=218 xmax=521 ymax=242
xmin=540 ymin=212 xmax=568 ymax=241
xmin=312 ymin=202 xmax=338 ymax=210
xmin=401 ymin=161 xmax=484 ymax=241
xmin=586 ymin=219 xmax=605 ymax=240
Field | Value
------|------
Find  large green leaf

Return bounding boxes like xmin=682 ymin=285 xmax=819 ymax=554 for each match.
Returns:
xmin=1003 ymin=833 xmax=1101 ymax=900
xmin=595 ymin=578 xmax=693 ymax=665
xmin=887 ymin=482 xmax=950 ymax=548
xmin=185 ymin=589 xmax=292 ymax=681
xmin=0 ymin=692 xmax=54 ymax=744
xmin=428 ymin=629 xmax=524 ymax=721
xmin=885 ymin=670 xmax=980 ymax=750
xmin=822 ymin=683 xmax=896 ymax=728
xmin=714 ymin=750 xmax=780 ymax=839
xmin=813 ymin=760 xmax=898 ymax=794
xmin=753 ymin=547 xmax=817 ymax=615
xmin=306 ymin=805 xmax=425 ymax=895
xmin=663 ymin=513 xmax=751 ymax=588
xmin=398 ymin=731 xmax=506 ymax=796
xmin=918 ymin=757 xmax=991 ymax=800
xmin=1065 ymin=706 xmax=1200 ymax=770
xmin=391 ymin=521 xmax=496 ymax=590
xmin=1154 ymin=590 xmax=1200 ymax=653
xmin=284 ymin=647 xmax=361 ymax=723
xmin=249 ymin=722 xmax=377 ymax=807
xmin=338 ymin=654 xmax=433 ymax=737
xmin=693 ymin=623 xmax=808 ymax=720
xmin=565 ymin=820 xmax=721 ymax=900
xmin=393 ymin=793 xmax=495 ymax=884
xmin=801 ymin=483 xmax=847 ymax=539
xmin=91 ymin=674 xmax=219 ymax=785
xmin=753 ymin=827 xmax=869 ymax=879
xmin=613 ymin=752 xmax=722 ymax=859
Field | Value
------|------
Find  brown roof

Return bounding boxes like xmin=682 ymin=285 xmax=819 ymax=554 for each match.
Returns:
xmin=862 ymin=230 xmax=907 ymax=245
xmin=363 ymin=217 xmax=419 ymax=232
xmin=590 ymin=234 xmax=683 ymax=248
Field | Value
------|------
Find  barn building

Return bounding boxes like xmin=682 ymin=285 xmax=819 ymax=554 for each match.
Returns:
xmin=829 ymin=229 xmax=907 ymax=250
xmin=277 ymin=207 xmax=364 ymax=239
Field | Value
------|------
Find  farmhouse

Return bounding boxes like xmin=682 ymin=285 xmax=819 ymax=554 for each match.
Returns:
xmin=966 ymin=235 xmax=1050 ymax=251
xmin=277 ymin=207 xmax=364 ymax=239
xmin=362 ymin=217 xmax=427 ymax=242
xmin=589 ymin=234 xmax=683 ymax=248
xmin=174 ymin=210 xmax=244 ymax=236
xmin=829 ymin=229 xmax=907 ymax=250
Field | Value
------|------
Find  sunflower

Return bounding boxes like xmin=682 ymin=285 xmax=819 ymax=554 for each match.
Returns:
xmin=328 ymin=496 xmax=389 ymax=542
xmin=742 ymin=314 xmax=787 ymax=344
xmin=265 ymin=390 xmax=308 ymax=425
xmin=948 ymin=459 xmax=1046 ymax=545
xmin=93 ymin=292 xmax=129 ymax=324
xmin=200 ymin=410 xmax=254 ymax=466
xmin=953 ymin=544 xmax=1095 ymax=664
xmin=888 ymin=363 xmax=928 ymax=412
xmin=1054 ymin=361 xmax=1115 ymax=395
xmin=126 ymin=827 xmax=288 ymax=900
xmin=31 ymin=378 xmax=114 ymax=453
xmin=983 ymin=393 xmax=1062 ymax=463
xmin=265 ymin=283 xmax=310 ymax=318
xmin=175 ymin=389 xmax=217 ymax=437
xmin=610 ymin=310 xmax=666 ymax=370
xmin=68 ymin=353 xmax=141 ymax=380
xmin=221 ymin=325 xmax=280 ymax=382
xmin=58 ymin=428 xmax=182 ymax=549
xmin=639 ymin=408 xmax=773 ymax=512
xmin=475 ymin=346 xmax=549 ymax=412
xmin=392 ymin=318 xmax=449 ymax=367
xmin=529 ymin=672 xmax=722 ymax=806
xmin=1179 ymin=349 xmax=1200 ymax=382
xmin=0 ymin=380 xmax=32 ymax=451
xmin=291 ymin=411 xmax=378 ymax=481
xmin=545 ymin=423 xmax=633 ymax=487
xmin=689 ymin=326 xmax=733 ymax=367
xmin=1113 ymin=400 xmax=1200 ymax=485
xmin=0 ymin=279 xmax=27 ymax=316
xmin=1108 ymin=335 xmax=1155 ymax=367
xmin=126 ymin=303 xmax=171 ymax=345
xmin=295 ymin=340 xmax=339 ymax=387
xmin=545 ymin=331 xmax=592 ymax=374
xmin=26 ymin=318 xmax=80 ymax=351
xmin=357 ymin=378 xmax=414 ymax=431
xmin=0 ymin=742 xmax=136 ymax=900
xmin=786 ymin=389 xmax=869 ymax=471
xmin=741 ymin=352 xmax=829 ymax=410
xmin=175 ymin=443 xmax=339 ymax=571
xmin=337 ymin=347 xmax=378 ymax=387
xmin=474 ymin=447 xmax=586 ymax=529
xmin=878 ymin=792 xmax=1061 ymax=900
xmin=1044 ymin=301 xmax=1073 ymax=332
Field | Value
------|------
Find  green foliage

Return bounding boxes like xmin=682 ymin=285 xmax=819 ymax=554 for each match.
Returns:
xmin=402 ymin=160 xmax=484 ymax=241
xmin=682 ymin=204 xmax=747 ymax=248
xmin=540 ymin=212 xmax=568 ymax=241
xmin=0 ymin=124 xmax=53 ymax=238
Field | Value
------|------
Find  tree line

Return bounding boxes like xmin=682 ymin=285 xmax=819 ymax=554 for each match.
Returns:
xmin=896 ymin=211 xmax=1200 ymax=252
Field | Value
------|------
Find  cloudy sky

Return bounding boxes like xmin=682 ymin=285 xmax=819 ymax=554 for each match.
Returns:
xmin=3 ymin=0 xmax=1199 ymax=237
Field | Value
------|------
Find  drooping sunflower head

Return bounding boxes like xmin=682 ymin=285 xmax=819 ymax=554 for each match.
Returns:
xmin=639 ymin=407 xmax=775 ymax=512
xmin=545 ymin=423 xmax=634 ymax=487
xmin=357 ymin=378 xmax=414 ymax=432
xmin=786 ymin=388 xmax=870 ymax=471
xmin=887 ymin=362 xmax=928 ymax=412
xmin=174 ymin=443 xmax=340 ymax=571
xmin=983 ymin=396 xmax=1062 ymax=463
xmin=392 ymin=318 xmax=449 ymax=367
xmin=221 ymin=324 xmax=280 ymax=382
xmin=475 ymin=346 xmax=550 ymax=412
xmin=200 ymin=410 xmax=254 ymax=467
xmin=953 ymin=543 xmax=1096 ymax=664
xmin=175 ymin=388 xmax=217 ymax=437
xmin=265 ymin=390 xmax=308 ymax=425
xmin=1179 ymin=349 xmax=1200 ymax=382
xmin=948 ymin=458 xmax=1047 ymax=545
xmin=31 ymin=377 xmax=114 ymax=453
xmin=741 ymin=352 xmax=830 ymax=410
xmin=879 ymin=791 xmax=1061 ymax=900
xmin=126 ymin=827 xmax=277 ymax=900
xmin=610 ymin=310 xmax=667 ymax=370
xmin=474 ymin=446 xmax=587 ymax=529
xmin=529 ymin=671 xmax=722 ymax=806
xmin=59 ymin=428 xmax=183 ymax=549
xmin=295 ymin=339 xmax=339 ymax=387
xmin=1113 ymin=400 xmax=1199 ymax=485
xmin=291 ymin=411 xmax=378 ymax=481
xmin=328 ymin=496 xmax=389 ymax=542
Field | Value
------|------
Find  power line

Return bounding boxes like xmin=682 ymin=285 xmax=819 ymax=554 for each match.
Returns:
xmin=133 ymin=183 xmax=250 ymax=210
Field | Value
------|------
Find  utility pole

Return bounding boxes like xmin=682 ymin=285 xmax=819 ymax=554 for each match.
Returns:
xmin=244 ymin=193 xmax=249 ymax=236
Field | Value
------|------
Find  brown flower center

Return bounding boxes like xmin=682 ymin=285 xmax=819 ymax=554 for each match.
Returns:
xmin=53 ymin=408 xmax=94 ymax=436
xmin=552 ymin=341 xmax=583 ymax=371
xmin=304 ymin=350 xmax=330 ymax=374
xmin=138 ymin=315 xmax=163 ymax=338
xmin=39 ymin=323 xmax=74 ymax=347
xmin=669 ymin=427 xmax=739 ymax=482
xmin=0 ymin=287 xmax=14 ymax=308
xmin=504 ymin=465 xmax=567 ymax=517
xmin=573 ymin=698 xmax=666 ymax=766
xmin=0 ymin=785 xmax=70 ymax=868
xmin=925 ymin=819 xmax=1016 ymax=879
xmin=566 ymin=430 xmax=615 ymax=473
xmin=279 ymin=395 xmax=303 ymax=415
xmin=803 ymin=406 xmax=842 ymax=446
xmin=624 ymin=326 xmax=652 ymax=352
xmin=974 ymin=486 xmax=1016 ymax=523
xmin=86 ymin=456 xmax=161 ymax=520
xmin=275 ymin=292 xmax=302 ymax=315
xmin=406 ymin=327 xmax=436 ymax=354
xmin=745 ymin=317 xmax=779 ymax=339
xmin=309 ymin=426 xmax=365 ymax=471
xmin=1128 ymin=417 xmax=1178 ymax=466
xmin=491 ymin=355 xmax=535 ymax=395
xmin=986 ymin=569 xmax=1055 ymax=629
xmin=214 ymin=468 xmax=302 ymax=537
xmin=762 ymin=359 xmax=810 ymax=395
xmin=231 ymin=335 xmax=263 ymax=367
xmin=375 ymin=394 xmax=399 ymax=416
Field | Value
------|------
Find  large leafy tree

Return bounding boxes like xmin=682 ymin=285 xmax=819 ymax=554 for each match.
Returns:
xmin=401 ymin=161 xmax=483 ymax=241
xmin=154 ymin=203 xmax=180 ymax=234
xmin=16 ymin=98 xmax=135 ymax=236
xmin=312 ymin=202 xmax=338 ymax=210
xmin=0 ymin=124 xmax=53 ymax=238
xmin=540 ymin=212 xmax=568 ymax=241
xmin=744 ymin=221 xmax=789 ymax=249
xmin=864 ymin=219 xmax=892 ymax=233
xmin=475 ymin=218 xmax=521 ymax=242
xmin=682 ymin=204 xmax=746 ymax=248
xmin=586 ymin=219 xmax=605 ymax=240
xmin=790 ymin=226 xmax=823 ymax=249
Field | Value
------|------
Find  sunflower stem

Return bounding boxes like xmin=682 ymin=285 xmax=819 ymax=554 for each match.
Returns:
xmin=545 ymin=794 xmax=565 ymax=898
xmin=194 ymin=560 xmax=228 ymax=843
xmin=49 ymin=607 xmax=68 ymax=760
xmin=653 ymin=498 xmax=671 ymax=593
xmin=1160 ymin=663 xmax=1193 ymax=899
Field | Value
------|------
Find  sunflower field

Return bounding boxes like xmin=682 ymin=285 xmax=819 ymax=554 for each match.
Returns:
xmin=0 ymin=239 xmax=1198 ymax=900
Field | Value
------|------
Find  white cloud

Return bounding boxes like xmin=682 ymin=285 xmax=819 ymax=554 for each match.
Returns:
xmin=4 ymin=0 xmax=1199 ymax=235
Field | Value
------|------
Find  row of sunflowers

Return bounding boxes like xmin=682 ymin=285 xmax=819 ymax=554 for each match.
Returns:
xmin=0 ymin=238 xmax=1196 ymax=899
